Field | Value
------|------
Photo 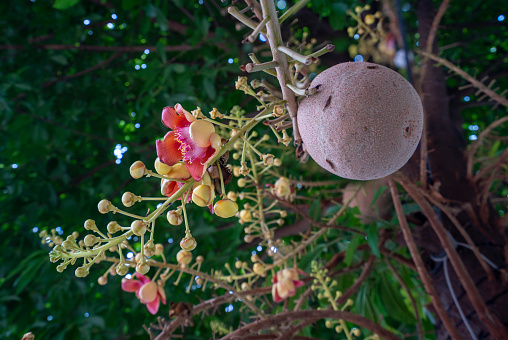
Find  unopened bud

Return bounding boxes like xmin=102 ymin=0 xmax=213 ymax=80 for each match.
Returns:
xmin=144 ymin=240 xmax=156 ymax=257
xmin=131 ymin=220 xmax=147 ymax=236
xmin=136 ymin=262 xmax=150 ymax=275
xmin=98 ymin=199 xmax=113 ymax=214
xmin=244 ymin=234 xmax=255 ymax=243
xmin=364 ymin=14 xmax=375 ymax=25
xmin=196 ymin=255 xmax=204 ymax=263
xmin=253 ymin=263 xmax=265 ymax=276
xmin=274 ymin=158 xmax=282 ymax=167
xmin=98 ymin=276 xmax=108 ymax=285
xmin=239 ymin=210 xmax=252 ymax=223
xmin=130 ymin=161 xmax=146 ymax=179
xmin=251 ymin=254 xmax=260 ymax=263
xmin=84 ymin=234 xmax=98 ymax=247
xmin=154 ymin=157 xmax=172 ymax=175
xmin=192 ymin=185 xmax=214 ymax=207
xmin=237 ymin=178 xmax=246 ymax=187
xmin=75 ymin=266 xmax=89 ymax=278
xmin=121 ymin=192 xmax=138 ymax=207
xmin=176 ymin=250 xmax=193 ymax=265
xmin=214 ymin=199 xmax=238 ymax=218
xmin=180 ymin=235 xmax=197 ymax=251
xmin=167 ymin=210 xmax=183 ymax=225
xmin=235 ymin=260 xmax=243 ymax=269
xmin=84 ymin=219 xmax=97 ymax=231
xmin=116 ymin=262 xmax=129 ymax=276
xmin=241 ymin=282 xmax=250 ymax=291
xmin=155 ymin=243 xmax=164 ymax=256
xmin=107 ymin=221 xmax=121 ymax=234
xmin=227 ymin=191 xmax=238 ymax=201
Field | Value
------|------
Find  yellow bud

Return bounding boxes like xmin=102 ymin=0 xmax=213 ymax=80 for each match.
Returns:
xmin=235 ymin=260 xmax=243 ymax=269
xmin=180 ymin=236 xmax=197 ymax=251
xmin=84 ymin=219 xmax=96 ymax=231
xmin=241 ymin=282 xmax=250 ymax=291
xmin=75 ymin=266 xmax=89 ymax=277
xmin=131 ymin=220 xmax=147 ymax=236
xmin=352 ymin=328 xmax=361 ymax=337
xmin=144 ymin=240 xmax=156 ymax=257
xmin=154 ymin=157 xmax=172 ymax=175
xmin=253 ymin=263 xmax=265 ymax=276
xmin=176 ymin=250 xmax=193 ymax=265
xmin=251 ymin=254 xmax=259 ymax=263
xmin=273 ymin=158 xmax=282 ymax=167
xmin=122 ymin=191 xmax=138 ymax=207
xmin=364 ymin=14 xmax=375 ymax=25
xmin=237 ymin=178 xmax=246 ymax=187
xmin=136 ymin=262 xmax=150 ymax=275
xmin=98 ymin=199 xmax=112 ymax=214
xmin=129 ymin=160 xmax=146 ymax=179
xmin=227 ymin=191 xmax=238 ymax=201
xmin=98 ymin=276 xmax=108 ymax=285
xmin=155 ymin=243 xmax=164 ymax=256
xmin=192 ymin=185 xmax=214 ymax=207
xmin=196 ymin=255 xmax=204 ymax=263
xmin=189 ymin=120 xmax=215 ymax=148
xmin=244 ymin=234 xmax=255 ymax=243
xmin=84 ymin=234 xmax=98 ymax=247
xmin=214 ymin=199 xmax=239 ymax=218
xmin=239 ymin=210 xmax=252 ymax=223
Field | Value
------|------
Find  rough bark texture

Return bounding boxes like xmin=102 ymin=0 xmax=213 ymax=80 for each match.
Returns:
xmin=416 ymin=0 xmax=508 ymax=338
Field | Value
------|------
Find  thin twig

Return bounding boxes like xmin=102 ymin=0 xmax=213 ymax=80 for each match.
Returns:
xmin=426 ymin=0 xmax=451 ymax=54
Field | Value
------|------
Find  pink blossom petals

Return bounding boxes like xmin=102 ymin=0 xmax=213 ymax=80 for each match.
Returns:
xmin=146 ymin=296 xmax=160 ymax=315
xmin=121 ymin=278 xmax=143 ymax=292
xmin=162 ymin=106 xmax=189 ymax=130
xmin=156 ymin=131 xmax=183 ymax=166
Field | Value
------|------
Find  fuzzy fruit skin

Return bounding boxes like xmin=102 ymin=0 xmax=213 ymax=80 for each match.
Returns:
xmin=297 ymin=62 xmax=423 ymax=180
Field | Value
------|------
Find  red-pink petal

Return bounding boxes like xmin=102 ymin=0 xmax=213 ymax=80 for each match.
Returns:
xmin=157 ymin=131 xmax=183 ymax=166
xmin=294 ymin=279 xmax=305 ymax=289
xmin=146 ymin=297 xmax=160 ymax=315
xmin=121 ymin=278 xmax=142 ymax=293
xmin=135 ymin=272 xmax=151 ymax=285
xmin=158 ymin=286 xmax=167 ymax=305
xmin=162 ymin=106 xmax=189 ymax=130
xmin=272 ymin=285 xmax=283 ymax=303
xmin=185 ymin=160 xmax=205 ymax=182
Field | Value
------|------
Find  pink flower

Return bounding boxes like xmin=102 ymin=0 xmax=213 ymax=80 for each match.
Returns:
xmin=156 ymin=104 xmax=221 ymax=182
xmin=271 ymin=268 xmax=305 ymax=302
xmin=121 ymin=273 xmax=167 ymax=315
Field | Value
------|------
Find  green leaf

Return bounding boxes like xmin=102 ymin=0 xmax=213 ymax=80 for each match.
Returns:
xmin=299 ymin=244 xmax=326 ymax=272
xmin=378 ymin=274 xmax=416 ymax=324
xmin=202 ymin=78 xmax=216 ymax=100
xmin=344 ymin=233 xmax=360 ymax=266
xmin=309 ymin=199 xmax=322 ymax=221
xmin=53 ymin=0 xmax=81 ymax=10
xmin=367 ymin=225 xmax=380 ymax=257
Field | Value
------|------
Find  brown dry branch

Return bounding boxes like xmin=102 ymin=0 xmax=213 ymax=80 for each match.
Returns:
xmin=220 ymin=310 xmax=403 ymax=340
xmin=336 ymin=255 xmax=375 ymax=306
xmin=425 ymin=0 xmax=451 ymax=55
xmin=0 ymin=44 xmax=197 ymax=53
xmin=388 ymin=178 xmax=462 ymax=339
xmin=397 ymin=175 xmax=508 ymax=340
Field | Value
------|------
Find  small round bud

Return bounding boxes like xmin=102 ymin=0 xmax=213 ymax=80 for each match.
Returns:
xmin=121 ymin=192 xmax=137 ymax=207
xmin=107 ymin=221 xmax=121 ymax=234
xmin=364 ymin=14 xmax=375 ymax=25
xmin=227 ymin=191 xmax=238 ymax=201
xmin=75 ymin=266 xmax=89 ymax=278
xmin=196 ymin=277 xmax=204 ymax=285
xmin=130 ymin=161 xmax=146 ymax=179
xmin=280 ymin=210 xmax=287 ymax=218
xmin=214 ymin=199 xmax=239 ymax=218
xmin=131 ymin=220 xmax=147 ymax=236
xmin=84 ymin=234 xmax=98 ymax=247
xmin=233 ymin=166 xmax=241 ymax=177
xmin=84 ymin=219 xmax=96 ymax=231
xmin=241 ymin=282 xmax=250 ymax=291
xmin=244 ymin=234 xmax=255 ymax=243
xmin=72 ymin=231 xmax=79 ymax=239
xmin=196 ymin=255 xmax=204 ymax=263
xmin=352 ymin=328 xmax=361 ymax=337
xmin=138 ymin=281 xmax=158 ymax=302
xmin=56 ymin=263 xmax=67 ymax=273
xmin=116 ymin=262 xmax=129 ymax=276
xmin=251 ymin=254 xmax=260 ymax=263
xmin=144 ymin=240 xmax=156 ymax=257
xmin=235 ymin=260 xmax=243 ymax=269
xmin=237 ymin=178 xmax=246 ymax=187
xmin=177 ymin=250 xmax=193 ymax=265
xmin=239 ymin=210 xmax=252 ymax=223
xmin=180 ymin=236 xmax=197 ymax=251
xmin=325 ymin=320 xmax=333 ymax=328
xmin=232 ymin=152 xmax=240 ymax=160
xmin=335 ymin=325 xmax=342 ymax=333
xmin=273 ymin=158 xmax=282 ymax=167
xmin=135 ymin=253 xmax=144 ymax=263
xmin=98 ymin=276 xmax=108 ymax=285
xmin=98 ymin=199 xmax=112 ymax=214
xmin=155 ymin=243 xmax=164 ymax=256
xmin=167 ymin=210 xmax=183 ymax=225
xmin=154 ymin=157 xmax=172 ymax=175
xmin=22 ymin=333 xmax=34 ymax=340
xmin=136 ymin=262 xmax=150 ymax=275
xmin=253 ymin=263 xmax=264 ymax=276
xmin=192 ymin=185 xmax=214 ymax=207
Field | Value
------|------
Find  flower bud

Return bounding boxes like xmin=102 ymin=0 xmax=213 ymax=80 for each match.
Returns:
xmin=154 ymin=157 xmax=172 ymax=175
xmin=56 ymin=263 xmax=67 ymax=273
xmin=272 ymin=105 xmax=286 ymax=117
xmin=116 ymin=262 xmax=129 ymax=276
xmin=274 ymin=158 xmax=282 ymax=167
xmin=237 ymin=178 xmax=246 ymax=187
xmin=122 ymin=192 xmax=138 ymax=207
xmin=364 ymin=14 xmax=375 ymax=25
xmin=72 ymin=231 xmax=79 ymax=239
xmin=139 ymin=281 xmax=158 ymax=302
xmin=227 ymin=191 xmax=238 ymax=201
xmin=176 ymin=250 xmax=193 ymax=265
xmin=196 ymin=277 xmax=204 ymax=285
xmin=84 ymin=234 xmax=98 ymax=247
xmin=244 ymin=234 xmax=255 ymax=243
xmin=235 ymin=260 xmax=243 ymax=269
xmin=239 ymin=210 xmax=252 ymax=223
xmin=98 ymin=199 xmax=113 ymax=214
xmin=75 ymin=266 xmax=89 ymax=278
xmin=131 ymin=220 xmax=147 ymax=236
xmin=130 ymin=160 xmax=146 ymax=179
xmin=135 ymin=253 xmax=144 ymax=263
xmin=107 ymin=221 xmax=121 ymax=234
xmin=241 ymin=282 xmax=250 ymax=291
xmin=180 ymin=236 xmax=197 ymax=251
xmin=214 ymin=199 xmax=239 ymax=218
xmin=192 ymin=185 xmax=214 ymax=207
xmin=352 ymin=328 xmax=361 ymax=337
xmin=155 ymin=243 xmax=164 ymax=256
xmin=84 ymin=219 xmax=97 ymax=231
xmin=253 ymin=263 xmax=265 ymax=276
xmin=233 ymin=166 xmax=241 ymax=177
xmin=98 ymin=276 xmax=108 ymax=285
xmin=251 ymin=254 xmax=260 ymax=263
xmin=136 ymin=262 xmax=150 ymax=275
xmin=144 ymin=240 xmax=156 ymax=257
xmin=196 ymin=255 xmax=204 ymax=263
xmin=167 ymin=210 xmax=183 ymax=225
xmin=22 ymin=333 xmax=34 ymax=340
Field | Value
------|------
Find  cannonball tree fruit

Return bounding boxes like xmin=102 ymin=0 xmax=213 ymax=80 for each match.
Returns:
xmin=297 ymin=62 xmax=423 ymax=180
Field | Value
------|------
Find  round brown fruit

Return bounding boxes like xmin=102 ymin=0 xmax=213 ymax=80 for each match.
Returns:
xmin=297 ymin=62 xmax=423 ymax=180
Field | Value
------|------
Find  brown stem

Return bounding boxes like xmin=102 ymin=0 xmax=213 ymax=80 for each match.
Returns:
xmin=336 ymin=255 xmax=375 ymax=305
xmin=425 ymin=0 xmax=451 ymax=54
xmin=219 ymin=310 xmax=403 ymax=340
xmin=0 ymin=44 xmax=197 ymax=53
xmin=387 ymin=178 xmax=462 ymax=339
xmin=397 ymin=175 xmax=508 ymax=340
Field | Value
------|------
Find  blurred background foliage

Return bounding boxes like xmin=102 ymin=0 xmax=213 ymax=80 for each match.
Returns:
xmin=0 ymin=0 xmax=506 ymax=339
